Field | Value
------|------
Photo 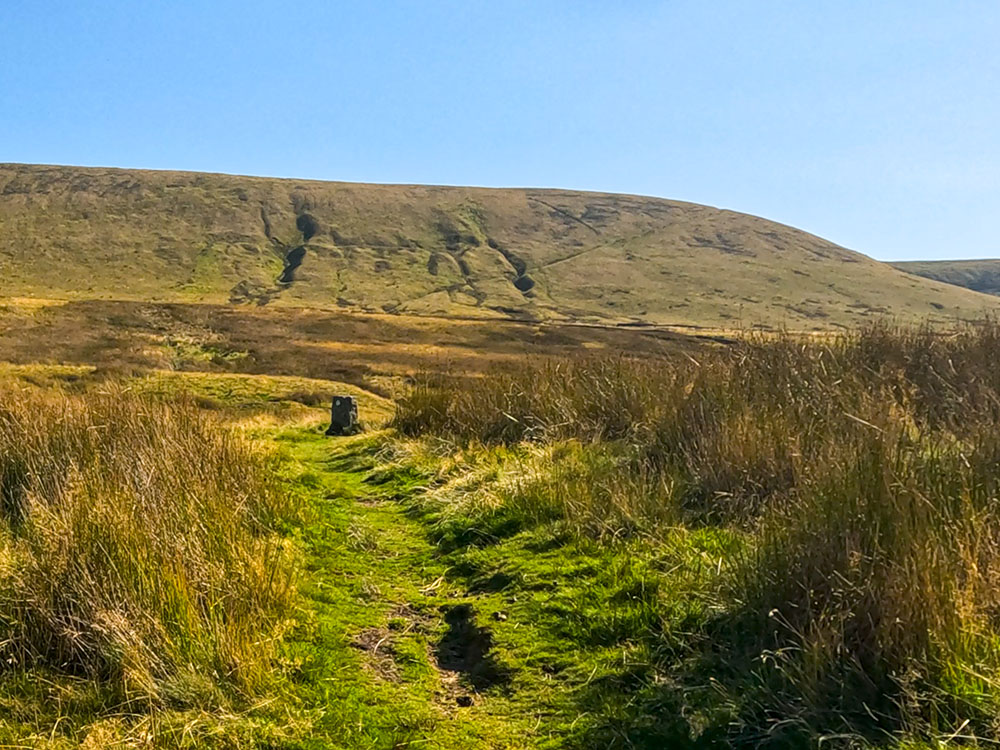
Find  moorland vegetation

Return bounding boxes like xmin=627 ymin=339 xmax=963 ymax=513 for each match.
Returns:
xmin=0 ymin=384 xmax=297 ymax=742
xmin=5 ymin=322 xmax=1000 ymax=747
xmin=394 ymin=321 xmax=1000 ymax=746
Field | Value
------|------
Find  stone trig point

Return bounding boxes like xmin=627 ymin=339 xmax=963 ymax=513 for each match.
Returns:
xmin=326 ymin=395 xmax=360 ymax=436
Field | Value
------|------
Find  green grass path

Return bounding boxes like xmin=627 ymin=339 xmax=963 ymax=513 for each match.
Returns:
xmin=273 ymin=425 xmax=543 ymax=749
xmin=271 ymin=423 xmax=734 ymax=749
xmin=0 ymin=410 xmax=734 ymax=747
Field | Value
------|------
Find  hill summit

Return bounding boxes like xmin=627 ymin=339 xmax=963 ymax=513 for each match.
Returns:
xmin=1 ymin=163 xmax=996 ymax=329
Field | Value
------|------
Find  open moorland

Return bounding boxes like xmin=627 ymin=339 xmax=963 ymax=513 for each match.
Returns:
xmin=4 ymin=166 xmax=1000 ymax=748
xmin=4 ymin=163 xmax=1000 ymax=332
xmin=0 ymin=298 xmax=700 ymax=392
xmin=7 ymin=326 xmax=1000 ymax=749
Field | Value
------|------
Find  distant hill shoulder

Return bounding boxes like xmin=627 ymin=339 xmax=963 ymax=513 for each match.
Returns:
xmin=893 ymin=260 xmax=1000 ymax=297
xmin=2 ymin=163 xmax=998 ymax=330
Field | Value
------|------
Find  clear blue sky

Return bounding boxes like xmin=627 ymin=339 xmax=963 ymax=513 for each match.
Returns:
xmin=1 ymin=1 xmax=997 ymax=261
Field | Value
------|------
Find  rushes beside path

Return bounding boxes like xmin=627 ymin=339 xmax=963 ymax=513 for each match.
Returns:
xmin=394 ymin=321 xmax=1000 ymax=746
xmin=0 ymin=385 xmax=298 ymax=743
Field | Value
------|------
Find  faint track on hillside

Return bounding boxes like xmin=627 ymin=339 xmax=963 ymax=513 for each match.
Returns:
xmin=527 ymin=196 xmax=600 ymax=234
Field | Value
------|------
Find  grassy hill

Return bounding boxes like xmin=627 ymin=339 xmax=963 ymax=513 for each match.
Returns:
xmin=893 ymin=259 xmax=1000 ymax=297
xmin=3 ymin=162 xmax=998 ymax=330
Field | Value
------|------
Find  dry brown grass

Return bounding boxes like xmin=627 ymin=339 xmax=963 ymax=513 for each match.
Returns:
xmin=0 ymin=383 xmax=297 ymax=708
xmin=0 ymin=300 xmax=700 ymax=392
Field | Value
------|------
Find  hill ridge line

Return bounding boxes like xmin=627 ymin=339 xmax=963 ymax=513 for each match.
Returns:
xmin=2 ymin=162 xmax=999 ymax=330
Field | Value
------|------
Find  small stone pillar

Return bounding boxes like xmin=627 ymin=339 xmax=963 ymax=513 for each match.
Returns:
xmin=326 ymin=395 xmax=359 ymax=436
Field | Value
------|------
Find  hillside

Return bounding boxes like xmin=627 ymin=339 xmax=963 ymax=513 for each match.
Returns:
xmin=2 ymin=163 xmax=998 ymax=330
xmin=893 ymin=259 xmax=1000 ymax=297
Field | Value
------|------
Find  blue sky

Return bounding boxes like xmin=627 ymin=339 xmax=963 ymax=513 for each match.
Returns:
xmin=1 ymin=1 xmax=997 ymax=261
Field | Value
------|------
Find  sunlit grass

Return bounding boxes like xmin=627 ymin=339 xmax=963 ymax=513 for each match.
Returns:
xmin=394 ymin=320 xmax=1000 ymax=744
xmin=0 ymin=385 xmax=299 ymax=714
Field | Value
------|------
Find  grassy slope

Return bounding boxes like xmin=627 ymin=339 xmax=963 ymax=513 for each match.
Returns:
xmin=893 ymin=259 xmax=1000 ymax=297
xmin=3 ymin=163 xmax=998 ymax=330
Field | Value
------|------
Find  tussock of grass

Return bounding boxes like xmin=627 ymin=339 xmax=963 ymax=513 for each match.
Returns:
xmin=0 ymin=385 xmax=297 ymax=709
xmin=393 ymin=321 xmax=1000 ymax=744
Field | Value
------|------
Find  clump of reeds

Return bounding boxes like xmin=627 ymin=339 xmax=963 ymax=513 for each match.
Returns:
xmin=0 ymin=385 xmax=297 ymax=707
xmin=393 ymin=320 xmax=1000 ymax=741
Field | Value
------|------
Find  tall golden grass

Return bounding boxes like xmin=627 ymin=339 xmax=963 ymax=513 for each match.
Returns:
xmin=0 ymin=385 xmax=297 ymax=708
xmin=394 ymin=322 xmax=1000 ymax=740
